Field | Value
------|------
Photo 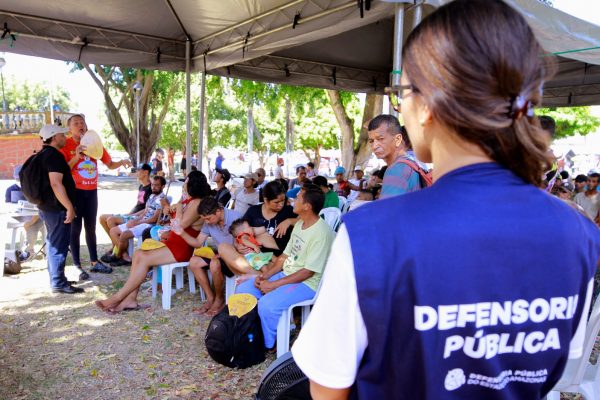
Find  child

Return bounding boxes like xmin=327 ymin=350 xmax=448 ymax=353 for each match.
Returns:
xmin=228 ymin=218 xmax=279 ymax=283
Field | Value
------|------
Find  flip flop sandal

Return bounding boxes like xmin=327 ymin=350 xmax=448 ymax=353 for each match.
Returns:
xmin=122 ymin=304 xmax=152 ymax=312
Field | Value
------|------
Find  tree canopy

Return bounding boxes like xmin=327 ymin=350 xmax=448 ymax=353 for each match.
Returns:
xmin=537 ymin=107 xmax=600 ymax=139
xmin=3 ymin=77 xmax=71 ymax=112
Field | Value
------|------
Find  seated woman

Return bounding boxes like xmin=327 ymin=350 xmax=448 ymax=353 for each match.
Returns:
xmin=95 ymin=171 xmax=212 ymax=313
xmin=218 ymin=180 xmax=298 ymax=277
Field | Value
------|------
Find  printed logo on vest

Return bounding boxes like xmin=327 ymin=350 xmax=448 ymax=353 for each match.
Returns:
xmin=444 ymin=368 xmax=466 ymax=391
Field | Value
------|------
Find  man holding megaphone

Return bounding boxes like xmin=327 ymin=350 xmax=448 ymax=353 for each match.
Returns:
xmin=61 ymin=114 xmax=131 ymax=279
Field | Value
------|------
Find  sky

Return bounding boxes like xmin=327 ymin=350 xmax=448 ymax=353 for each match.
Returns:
xmin=0 ymin=0 xmax=597 ymax=134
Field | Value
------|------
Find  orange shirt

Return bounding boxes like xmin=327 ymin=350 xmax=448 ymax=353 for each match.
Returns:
xmin=61 ymin=136 xmax=112 ymax=190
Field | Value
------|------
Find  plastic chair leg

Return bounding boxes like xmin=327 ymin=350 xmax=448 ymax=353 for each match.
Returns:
xmin=225 ymin=276 xmax=236 ymax=304
xmin=161 ymin=267 xmax=173 ymax=310
xmin=187 ymin=268 xmax=196 ymax=294
xmin=301 ymin=305 xmax=311 ymax=327
xmin=544 ymin=391 xmax=560 ymax=400
xmin=128 ymin=238 xmax=134 ymax=258
xmin=151 ymin=266 xmax=159 ymax=298
xmin=175 ymin=268 xmax=184 ymax=290
xmin=277 ymin=308 xmax=291 ymax=358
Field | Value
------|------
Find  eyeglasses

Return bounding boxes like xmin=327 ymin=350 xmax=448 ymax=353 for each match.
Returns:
xmin=385 ymin=84 xmax=417 ymax=112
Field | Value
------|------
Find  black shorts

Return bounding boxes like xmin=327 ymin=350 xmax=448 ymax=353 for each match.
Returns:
xmin=200 ymin=256 xmax=234 ymax=278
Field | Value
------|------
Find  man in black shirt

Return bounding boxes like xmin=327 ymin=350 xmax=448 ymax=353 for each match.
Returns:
xmin=36 ymin=124 xmax=83 ymax=294
xmin=213 ymin=168 xmax=232 ymax=206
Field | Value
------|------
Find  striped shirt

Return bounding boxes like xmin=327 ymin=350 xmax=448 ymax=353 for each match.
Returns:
xmin=380 ymin=154 xmax=422 ymax=199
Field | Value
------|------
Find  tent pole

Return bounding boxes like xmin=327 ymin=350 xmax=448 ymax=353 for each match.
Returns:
xmin=198 ymin=71 xmax=206 ymax=174
xmin=185 ymin=39 xmax=192 ymax=176
xmin=391 ymin=3 xmax=405 ymax=116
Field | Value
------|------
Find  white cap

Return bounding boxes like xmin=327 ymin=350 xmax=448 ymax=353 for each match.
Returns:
xmin=354 ymin=165 xmax=363 ymax=172
xmin=39 ymin=124 xmax=69 ymax=141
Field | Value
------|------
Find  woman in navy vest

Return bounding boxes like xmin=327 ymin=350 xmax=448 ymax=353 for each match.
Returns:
xmin=292 ymin=1 xmax=600 ymax=399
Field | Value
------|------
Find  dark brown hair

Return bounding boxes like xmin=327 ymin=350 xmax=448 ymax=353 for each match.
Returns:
xmin=402 ymin=0 xmax=555 ymax=185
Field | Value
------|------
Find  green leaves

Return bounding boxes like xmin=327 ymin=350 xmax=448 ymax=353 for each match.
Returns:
xmin=537 ymin=107 xmax=600 ymax=139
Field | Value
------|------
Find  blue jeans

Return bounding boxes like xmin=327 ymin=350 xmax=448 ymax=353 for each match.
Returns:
xmin=39 ymin=210 xmax=71 ymax=289
xmin=71 ymin=189 xmax=98 ymax=266
xmin=236 ymin=271 xmax=315 ymax=348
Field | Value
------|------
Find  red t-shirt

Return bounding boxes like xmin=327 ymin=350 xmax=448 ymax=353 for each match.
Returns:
xmin=61 ymin=136 xmax=112 ymax=190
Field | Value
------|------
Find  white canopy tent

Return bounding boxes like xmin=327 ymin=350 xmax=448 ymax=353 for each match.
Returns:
xmin=0 ymin=0 xmax=598 ymax=169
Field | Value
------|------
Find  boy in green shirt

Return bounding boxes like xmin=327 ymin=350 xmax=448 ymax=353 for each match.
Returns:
xmin=313 ymin=175 xmax=339 ymax=209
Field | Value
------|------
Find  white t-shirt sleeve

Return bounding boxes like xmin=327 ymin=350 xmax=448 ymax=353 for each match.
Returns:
xmin=291 ymin=225 xmax=368 ymax=389
xmin=568 ymin=278 xmax=594 ymax=359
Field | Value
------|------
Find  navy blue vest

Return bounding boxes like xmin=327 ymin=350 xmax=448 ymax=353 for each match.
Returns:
xmin=344 ymin=163 xmax=599 ymax=399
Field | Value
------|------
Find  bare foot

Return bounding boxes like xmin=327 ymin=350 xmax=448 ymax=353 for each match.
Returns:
xmin=192 ymin=301 xmax=213 ymax=315
xmin=205 ymin=299 xmax=226 ymax=317
xmin=95 ymin=299 xmax=115 ymax=312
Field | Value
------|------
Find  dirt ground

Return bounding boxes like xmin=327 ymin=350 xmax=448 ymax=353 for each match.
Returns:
xmin=0 ymin=177 xmax=274 ymax=400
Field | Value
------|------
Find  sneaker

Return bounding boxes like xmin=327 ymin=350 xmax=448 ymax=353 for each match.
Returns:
xmin=77 ymin=267 xmax=90 ymax=281
xmin=100 ymin=253 xmax=118 ymax=263
xmin=18 ymin=250 xmax=30 ymax=262
xmin=79 ymin=271 xmax=90 ymax=280
xmin=110 ymin=258 xmax=132 ymax=267
xmin=90 ymin=261 xmax=113 ymax=274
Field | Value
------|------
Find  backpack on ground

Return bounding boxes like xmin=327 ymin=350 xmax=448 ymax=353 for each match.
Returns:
xmin=205 ymin=303 xmax=265 ymax=369
xmin=19 ymin=147 xmax=51 ymax=205
xmin=397 ymin=158 xmax=433 ymax=188
xmin=3 ymin=253 xmax=22 ymax=275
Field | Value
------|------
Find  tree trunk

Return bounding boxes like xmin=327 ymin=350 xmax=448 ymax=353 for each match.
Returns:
xmin=84 ymin=66 xmax=179 ymax=164
xmin=355 ymin=93 xmax=384 ymax=170
xmin=285 ymin=97 xmax=294 ymax=176
xmin=326 ymin=90 xmax=383 ymax=176
xmin=326 ymin=90 xmax=356 ymax=178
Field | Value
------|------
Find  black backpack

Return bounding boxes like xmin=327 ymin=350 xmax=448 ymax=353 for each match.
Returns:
xmin=205 ymin=306 xmax=265 ymax=369
xmin=19 ymin=147 xmax=51 ymax=205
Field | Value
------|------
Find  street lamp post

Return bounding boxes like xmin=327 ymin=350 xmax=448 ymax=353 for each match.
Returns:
xmin=133 ymin=81 xmax=143 ymax=167
xmin=0 ymin=58 xmax=8 ymax=130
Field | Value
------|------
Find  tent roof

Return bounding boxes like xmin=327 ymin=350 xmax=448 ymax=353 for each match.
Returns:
xmin=0 ymin=0 xmax=598 ymax=106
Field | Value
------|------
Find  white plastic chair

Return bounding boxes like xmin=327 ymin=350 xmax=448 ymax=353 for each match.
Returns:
xmin=276 ymin=277 xmax=325 ymax=358
xmin=337 ymin=196 xmax=348 ymax=213
xmin=225 ymin=275 xmax=236 ymax=304
xmin=151 ymin=262 xmax=197 ymax=310
xmin=319 ymin=207 xmax=342 ymax=232
xmin=546 ymin=295 xmax=600 ymax=400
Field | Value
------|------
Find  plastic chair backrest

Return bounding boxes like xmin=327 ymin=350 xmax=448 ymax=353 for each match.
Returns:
xmin=319 ymin=207 xmax=341 ymax=232
xmin=566 ymin=294 xmax=600 ymax=386
xmin=337 ymin=196 xmax=347 ymax=212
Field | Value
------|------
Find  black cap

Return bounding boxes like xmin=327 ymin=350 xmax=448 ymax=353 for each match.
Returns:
xmin=140 ymin=163 xmax=152 ymax=172
xmin=216 ymin=168 xmax=231 ymax=183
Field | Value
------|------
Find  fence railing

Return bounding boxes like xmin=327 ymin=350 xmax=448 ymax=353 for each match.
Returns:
xmin=0 ymin=111 xmax=77 ymax=134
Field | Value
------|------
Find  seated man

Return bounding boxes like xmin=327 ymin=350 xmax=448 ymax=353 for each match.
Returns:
xmin=236 ymin=183 xmax=334 ymax=351
xmin=333 ymin=166 xmax=350 ymax=197
xmin=171 ymin=196 xmax=242 ymax=316
xmin=231 ymin=172 xmax=260 ymax=215
xmin=105 ymin=176 xmax=167 ymax=266
xmin=99 ymin=163 xmax=152 ymax=260
xmin=289 ymin=165 xmax=309 ymax=190
xmin=5 ymin=164 xmax=44 ymax=262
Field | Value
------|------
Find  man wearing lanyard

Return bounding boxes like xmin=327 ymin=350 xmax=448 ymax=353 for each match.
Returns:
xmin=61 ymin=114 xmax=131 ymax=279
